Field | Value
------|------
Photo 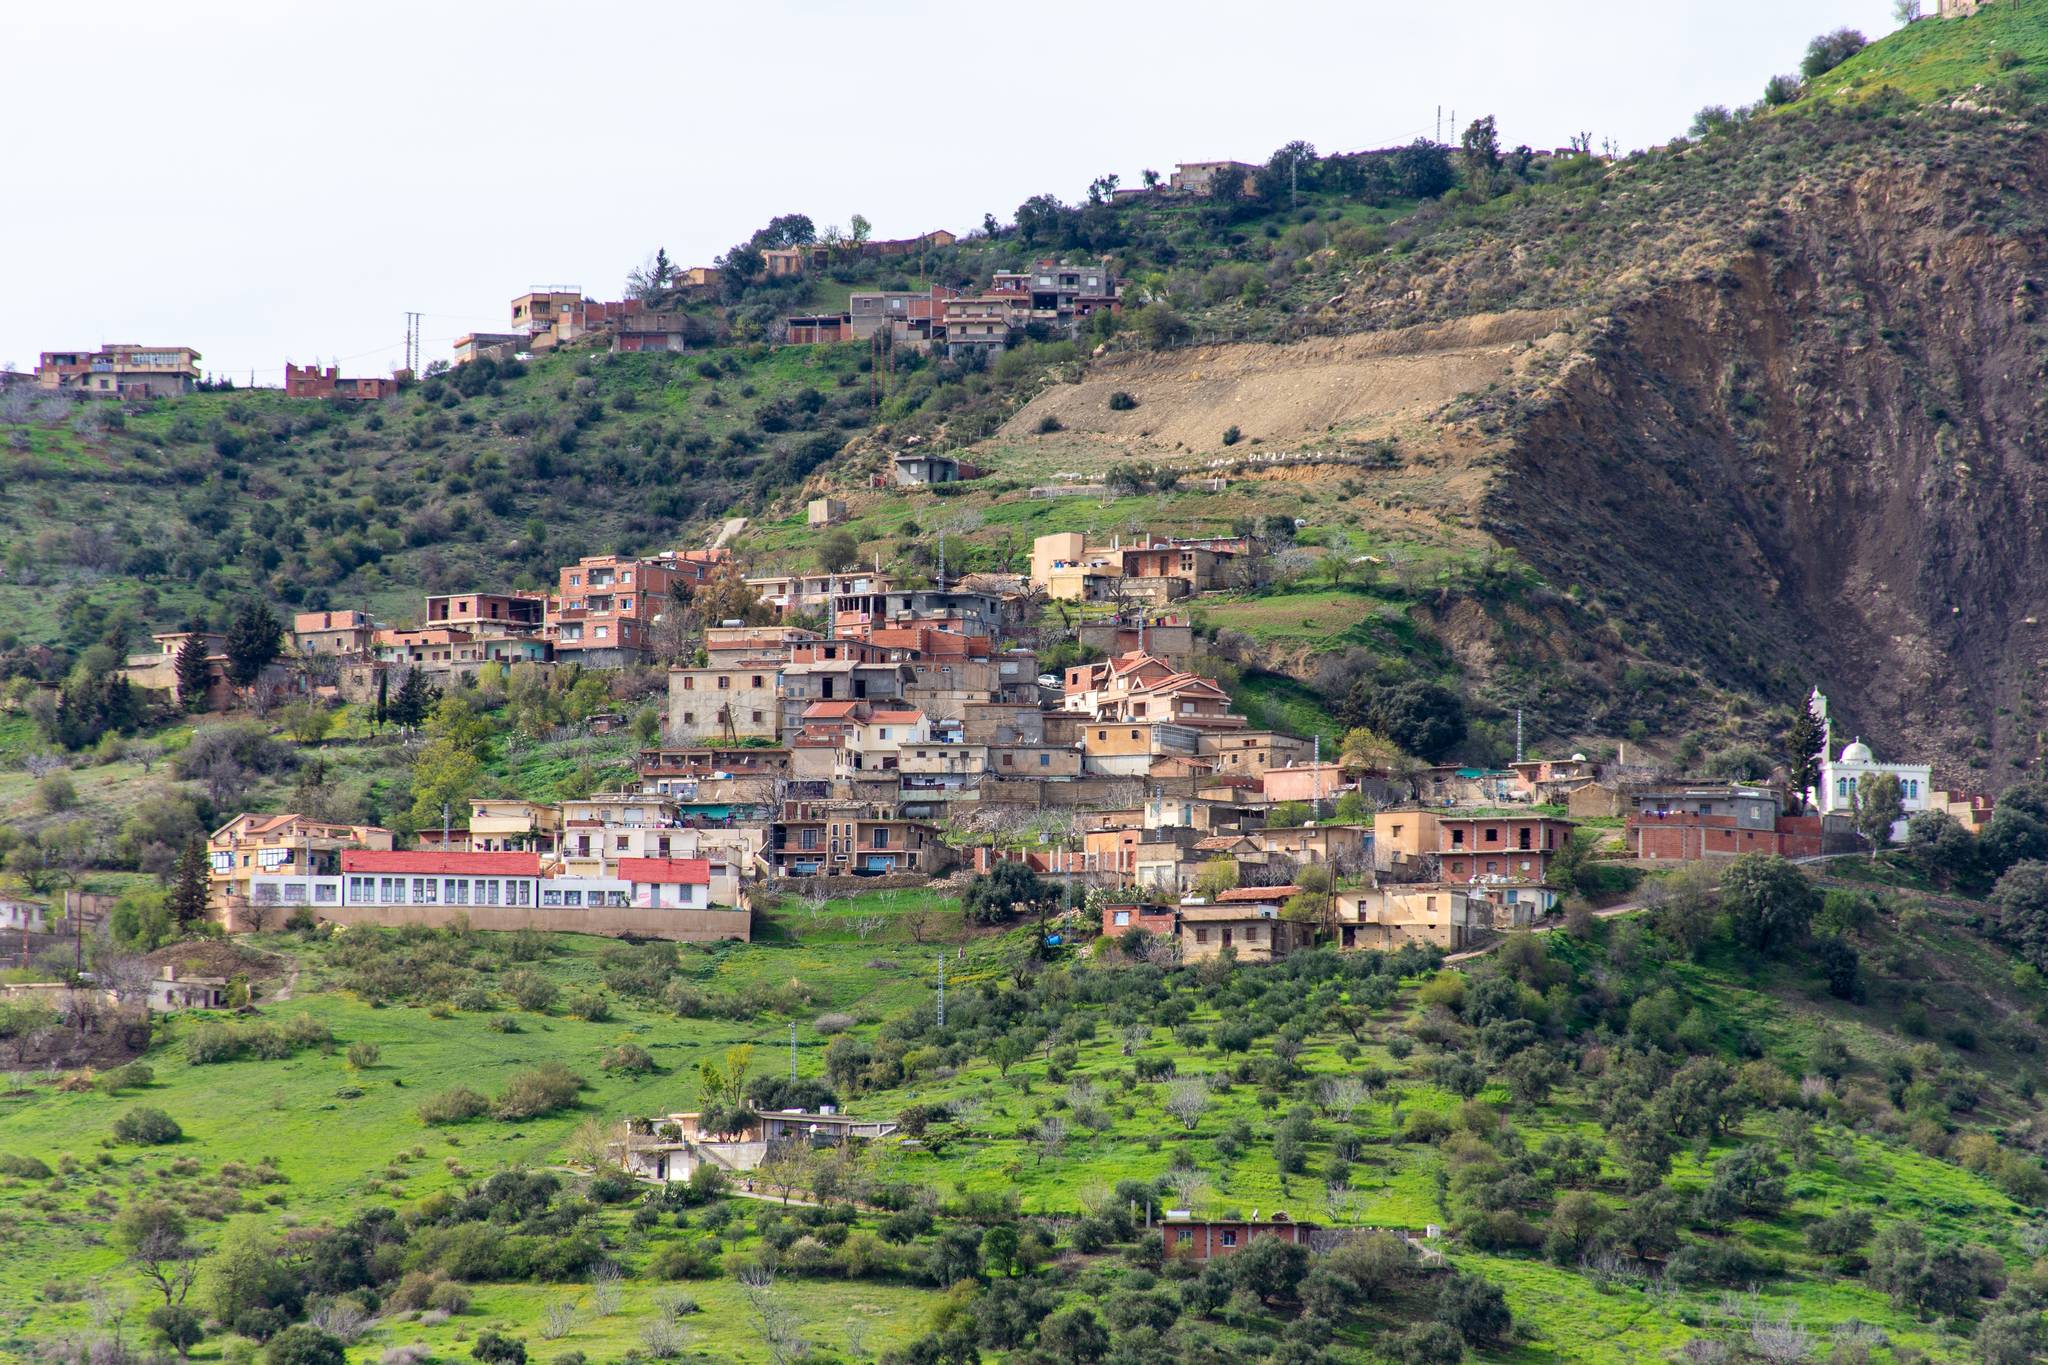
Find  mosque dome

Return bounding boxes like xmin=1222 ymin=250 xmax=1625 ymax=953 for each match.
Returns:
xmin=1841 ymin=739 xmax=1874 ymax=764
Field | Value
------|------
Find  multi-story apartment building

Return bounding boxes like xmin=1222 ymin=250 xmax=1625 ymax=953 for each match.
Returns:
xmin=426 ymin=592 xmax=547 ymax=636
xmin=206 ymin=813 xmax=394 ymax=930
xmin=549 ymin=553 xmax=683 ymax=666
xmin=36 ymin=345 xmax=202 ymax=398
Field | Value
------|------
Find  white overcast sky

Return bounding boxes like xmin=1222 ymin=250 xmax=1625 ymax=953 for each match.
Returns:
xmin=2 ymin=0 xmax=1901 ymax=383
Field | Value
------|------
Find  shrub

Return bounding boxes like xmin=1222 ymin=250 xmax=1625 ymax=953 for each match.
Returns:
xmin=470 ymin=1331 xmax=527 ymax=1365
xmin=112 ymin=1107 xmax=182 ymax=1145
xmin=418 ymin=1088 xmax=490 ymax=1125
xmin=265 ymin=1325 xmax=348 ymax=1365
xmin=813 ymin=1012 xmax=855 ymax=1035
xmin=504 ymin=970 xmax=558 ymax=1013
xmin=563 ymin=991 xmax=611 ymax=1022
xmin=0 ymin=1153 xmax=52 ymax=1178
xmin=1036 ymin=415 xmax=1064 ymax=434
xmin=1221 ymin=425 xmax=1242 ymax=446
xmin=1107 ymin=391 xmax=1138 ymax=411
xmin=187 ymin=1023 xmax=243 ymax=1064
xmin=346 ymin=1042 xmax=381 ymax=1070
xmin=648 ymin=1238 xmax=722 ymax=1280
xmin=600 ymin=1045 xmax=655 ymax=1076
xmin=493 ymin=1064 xmax=585 ymax=1120
xmin=426 ymin=1282 xmax=471 ymax=1314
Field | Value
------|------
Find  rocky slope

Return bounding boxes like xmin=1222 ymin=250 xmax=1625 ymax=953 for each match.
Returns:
xmin=1480 ymin=110 xmax=2048 ymax=778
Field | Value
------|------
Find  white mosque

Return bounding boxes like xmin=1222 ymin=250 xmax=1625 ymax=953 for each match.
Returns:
xmin=1810 ymin=689 xmax=1932 ymax=841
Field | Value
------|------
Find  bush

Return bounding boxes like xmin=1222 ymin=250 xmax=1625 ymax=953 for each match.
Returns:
xmin=346 ymin=1041 xmax=381 ymax=1070
xmin=600 ymin=1044 xmax=655 ymax=1075
xmin=265 ymin=1325 xmax=348 ymax=1365
xmin=112 ymin=1107 xmax=182 ymax=1145
xmin=1036 ymin=415 xmax=1064 ymax=434
xmin=418 ymin=1088 xmax=490 ymax=1125
xmin=1801 ymin=26 xmax=1867 ymax=79
xmin=1221 ymin=425 xmax=1242 ymax=446
xmin=470 ymin=1331 xmax=527 ymax=1365
xmin=1108 ymin=391 xmax=1139 ymax=411
xmin=648 ymin=1238 xmax=722 ymax=1280
xmin=493 ymin=1064 xmax=584 ymax=1120
xmin=563 ymin=991 xmax=611 ymax=1022
xmin=504 ymin=970 xmax=558 ymax=1013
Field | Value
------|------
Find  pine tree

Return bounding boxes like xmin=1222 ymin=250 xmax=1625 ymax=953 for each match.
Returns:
xmin=172 ymin=632 xmax=210 ymax=713
xmin=167 ymin=838 xmax=209 ymax=928
xmin=374 ymin=669 xmax=389 ymax=729
xmin=223 ymin=599 xmax=282 ymax=689
xmin=391 ymin=669 xmax=438 ymax=730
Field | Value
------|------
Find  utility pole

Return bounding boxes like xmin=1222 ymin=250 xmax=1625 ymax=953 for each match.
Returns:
xmin=789 ymin=1021 xmax=798 ymax=1082
xmin=937 ymin=531 xmax=946 ymax=591
xmin=935 ymin=951 xmax=945 ymax=1028
xmin=1515 ymin=709 xmax=1524 ymax=764
xmin=1313 ymin=734 xmax=1322 ymax=818
xmin=442 ymin=801 xmax=452 ymax=854
xmin=1291 ymin=156 xmax=1298 ymax=210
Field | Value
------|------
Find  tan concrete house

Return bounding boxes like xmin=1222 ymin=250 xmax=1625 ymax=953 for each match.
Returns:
xmin=1333 ymin=886 xmax=1479 ymax=951
xmin=468 ymin=798 xmax=563 ymax=854
xmin=1177 ymin=903 xmax=1308 ymax=963
xmin=669 ymin=664 xmax=782 ymax=741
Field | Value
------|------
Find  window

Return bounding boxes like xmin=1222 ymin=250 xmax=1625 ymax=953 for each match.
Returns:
xmin=595 ymin=626 xmax=608 ymax=639
xmin=1485 ymin=827 xmax=1500 ymax=843
xmin=717 ymin=675 xmax=730 ymax=689
xmin=1039 ymin=753 xmax=1050 ymax=767
xmin=1176 ymin=1229 xmax=1192 ymax=1245
xmin=872 ymin=828 xmax=889 ymax=848
xmin=1114 ymin=911 xmax=1131 ymax=926
xmin=256 ymin=847 xmax=291 ymax=871
xmin=209 ymin=850 xmax=233 ymax=873
xmin=1450 ymin=828 xmax=1465 ymax=847
xmin=683 ymin=676 xmax=695 ymax=690
xmin=1221 ymin=1231 xmax=1237 ymax=1247
xmin=1195 ymin=928 xmax=1209 ymax=944
xmin=752 ymin=675 xmax=764 ymax=688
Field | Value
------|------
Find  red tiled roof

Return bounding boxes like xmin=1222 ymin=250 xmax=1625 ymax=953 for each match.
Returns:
xmin=803 ymin=701 xmax=862 ymax=719
xmin=617 ymin=857 xmax=712 ymax=884
xmin=342 ymin=851 xmax=540 ymax=876
xmin=1216 ymin=884 xmax=1300 ymax=902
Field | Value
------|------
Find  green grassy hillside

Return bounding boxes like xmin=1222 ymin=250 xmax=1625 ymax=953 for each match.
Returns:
xmin=7 ymin=867 xmax=2048 ymax=1363
xmin=1805 ymin=0 xmax=2048 ymax=106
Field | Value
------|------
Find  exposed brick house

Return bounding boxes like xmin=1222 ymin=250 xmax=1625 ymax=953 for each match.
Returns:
xmin=1101 ymin=902 xmax=1177 ymax=940
xmin=284 ymin=363 xmax=399 ymax=401
xmin=1628 ymin=784 xmax=1832 ymax=860
xmin=1162 ymin=1212 xmax=1317 ymax=1260
xmin=1436 ymin=814 xmax=1575 ymax=884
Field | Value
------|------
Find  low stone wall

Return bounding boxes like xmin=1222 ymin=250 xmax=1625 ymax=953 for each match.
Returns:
xmin=313 ymin=904 xmax=751 ymax=942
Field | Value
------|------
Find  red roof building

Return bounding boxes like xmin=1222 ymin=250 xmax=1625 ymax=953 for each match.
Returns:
xmin=616 ymin=857 xmax=712 ymax=885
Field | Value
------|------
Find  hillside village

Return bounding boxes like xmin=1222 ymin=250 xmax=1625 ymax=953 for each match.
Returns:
xmin=18 ymin=4 xmax=2048 ymax=1363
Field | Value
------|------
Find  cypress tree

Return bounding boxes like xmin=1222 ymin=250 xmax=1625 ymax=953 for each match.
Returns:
xmin=172 ymin=632 xmax=210 ymax=713
xmin=167 ymin=837 xmax=210 ymax=928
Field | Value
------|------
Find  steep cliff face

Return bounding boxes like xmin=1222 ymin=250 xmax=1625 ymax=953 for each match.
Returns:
xmin=1487 ymin=127 xmax=2048 ymax=775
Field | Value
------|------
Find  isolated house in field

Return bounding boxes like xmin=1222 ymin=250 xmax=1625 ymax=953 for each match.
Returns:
xmin=1167 ymin=161 xmax=1261 ymax=196
xmin=1161 ymin=1211 xmax=1317 ymax=1260
xmin=615 ymin=1108 xmax=899 ymax=1183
